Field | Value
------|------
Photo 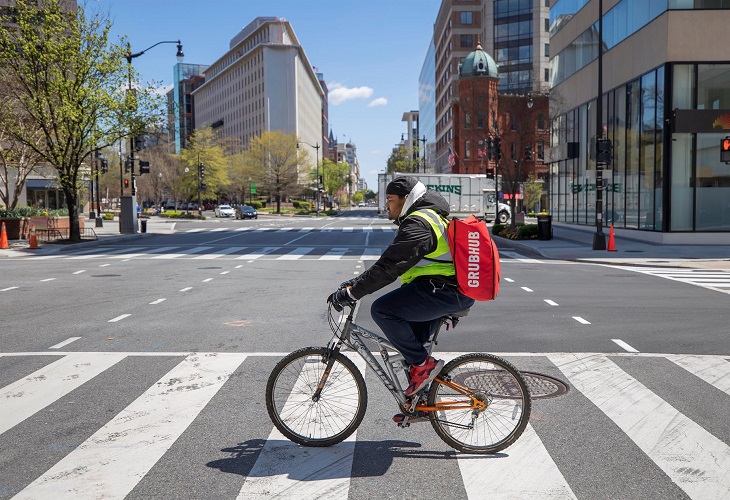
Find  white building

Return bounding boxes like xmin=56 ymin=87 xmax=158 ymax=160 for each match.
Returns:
xmin=193 ymin=17 xmax=323 ymax=170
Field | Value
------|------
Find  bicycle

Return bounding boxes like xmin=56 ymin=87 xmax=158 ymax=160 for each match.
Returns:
xmin=265 ymin=302 xmax=531 ymax=454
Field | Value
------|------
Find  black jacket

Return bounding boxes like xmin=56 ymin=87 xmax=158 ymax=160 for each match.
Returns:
xmin=349 ymin=190 xmax=456 ymax=300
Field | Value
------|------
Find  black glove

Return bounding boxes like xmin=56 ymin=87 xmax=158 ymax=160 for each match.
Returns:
xmin=327 ymin=287 xmax=356 ymax=312
xmin=339 ymin=278 xmax=357 ymax=290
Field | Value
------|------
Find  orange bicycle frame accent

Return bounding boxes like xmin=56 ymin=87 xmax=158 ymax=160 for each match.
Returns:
xmin=413 ymin=377 xmax=486 ymax=412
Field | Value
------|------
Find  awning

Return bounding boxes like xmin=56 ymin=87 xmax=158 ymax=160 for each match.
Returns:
xmin=26 ymin=179 xmax=61 ymax=190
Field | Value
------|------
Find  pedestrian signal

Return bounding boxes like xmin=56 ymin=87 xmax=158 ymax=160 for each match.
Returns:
xmin=124 ymin=178 xmax=130 ymax=188
xmin=138 ymin=161 xmax=150 ymax=174
xmin=722 ymin=137 xmax=730 ymax=163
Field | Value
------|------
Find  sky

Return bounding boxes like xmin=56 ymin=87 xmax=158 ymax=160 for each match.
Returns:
xmin=89 ymin=0 xmax=442 ymax=191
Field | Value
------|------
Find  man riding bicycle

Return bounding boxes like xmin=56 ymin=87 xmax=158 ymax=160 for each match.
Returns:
xmin=328 ymin=176 xmax=475 ymax=399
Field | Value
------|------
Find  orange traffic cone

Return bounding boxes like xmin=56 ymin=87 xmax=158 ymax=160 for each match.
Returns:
xmin=607 ymin=225 xmax=617 ymax=252
xmin=1 ymin=221 xmax=8 ymax=249
xmin=29 ymin=223 xmax=39 ymax=249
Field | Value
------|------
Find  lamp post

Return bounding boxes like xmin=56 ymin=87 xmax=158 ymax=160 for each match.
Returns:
xmin=297 ymin=141 xmax=320 ymax=216
xmin=593 ymin=0 xmax=607 ymax=250
xmin=125 ymin=40 xmax=184 ymax=197
xmin=419 ymin=135 xmax=426 ymax=173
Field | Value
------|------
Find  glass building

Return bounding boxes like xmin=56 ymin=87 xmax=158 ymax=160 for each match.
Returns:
xmin=171 ymin=63 xmax=209 ymax=153
xmin=548 ymin=0 xmax=730 ymax=238
xmin=418 ymin=38 xmax=437 ymax=172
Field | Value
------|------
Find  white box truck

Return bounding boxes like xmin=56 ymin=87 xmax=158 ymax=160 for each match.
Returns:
xmin=377 ymin=173 xmax=510 ymax=223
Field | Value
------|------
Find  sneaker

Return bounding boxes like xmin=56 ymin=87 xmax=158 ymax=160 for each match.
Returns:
xmin=392 ymin=411 xmax=429 ymax=424
xmin=404 ymin=356 xmax=444 ymax=396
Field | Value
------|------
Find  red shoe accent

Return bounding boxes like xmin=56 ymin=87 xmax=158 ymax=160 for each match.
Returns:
xmin=404 ymin=357 xmax=444 ymax=396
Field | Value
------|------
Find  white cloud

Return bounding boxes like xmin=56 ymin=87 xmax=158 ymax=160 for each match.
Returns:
xmin=328 ymin=82 xmax=374 ymax=105
xmin=367 ymin=97 xmax=388 ymax=107
xmin=154 ymin=84 xmax=174 ymax=96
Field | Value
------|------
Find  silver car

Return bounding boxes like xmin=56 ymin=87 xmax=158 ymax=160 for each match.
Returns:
xmin=214 ymin=204 xmax=235 ymax=217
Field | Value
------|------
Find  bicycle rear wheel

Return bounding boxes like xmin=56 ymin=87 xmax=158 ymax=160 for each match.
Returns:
xmin=427 ymin=353 xmax=531 ymax=454
xmin=266 ymin=347 xmax=367 ymax=447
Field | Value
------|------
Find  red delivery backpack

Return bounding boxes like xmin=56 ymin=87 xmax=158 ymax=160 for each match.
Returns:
xmin=446 ymin=215 xmax=501 ymax=301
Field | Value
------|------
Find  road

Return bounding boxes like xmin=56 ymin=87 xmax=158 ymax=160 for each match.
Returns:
xmin=1 ymin=210 xmax=729 ymax=499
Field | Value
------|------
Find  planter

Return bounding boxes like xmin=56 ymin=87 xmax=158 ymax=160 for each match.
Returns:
xmin=0 ymin=218 xmax=28 ymax=240
xmin=0 ymin=216 xmax=84 ymax=240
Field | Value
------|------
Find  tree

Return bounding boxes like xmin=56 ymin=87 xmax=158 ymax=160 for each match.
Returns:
xmin=386 ymin=143 xmax=422 ymax=173
xmin=243 ymin=130 xmax=304 ymax=213
xmin=180 ymin=127 xmax=230 ymax=202
xmin=523 ymin=173 xmax=543 ymax=213
xmin=0 ymin=0 xmax=163 ymax=240
xmin=320 ymin=158 xmax=349 ymax=209
xmin=0 ymin=123 xmax=43 ymax=209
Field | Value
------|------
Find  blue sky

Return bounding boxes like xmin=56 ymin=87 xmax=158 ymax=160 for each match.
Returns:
xmin=89 ymin=0 xmax=441 ymax=190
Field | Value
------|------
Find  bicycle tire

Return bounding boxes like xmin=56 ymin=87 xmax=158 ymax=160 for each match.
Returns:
xmin=427 ymin=353 xmax=531 ymax=454
xmin=266 ymin=347 xmax=367 ymax=447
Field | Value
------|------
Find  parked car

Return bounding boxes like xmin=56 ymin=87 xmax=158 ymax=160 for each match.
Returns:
xmin=236 ymin=205 xmax=258 ymax=219
xmin=214 ymin=204 xmax=235 ymax=217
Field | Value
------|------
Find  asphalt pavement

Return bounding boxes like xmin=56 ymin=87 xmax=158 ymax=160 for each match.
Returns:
xmin=2 ymin=212 xmax=729 ymax=269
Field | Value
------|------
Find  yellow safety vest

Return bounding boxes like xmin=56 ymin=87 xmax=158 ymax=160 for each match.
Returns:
xmin=399 ymin=209 xmax=455 ymax=284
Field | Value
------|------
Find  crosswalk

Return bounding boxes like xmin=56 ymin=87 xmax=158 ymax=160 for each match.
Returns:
xmin=613 ymin=266 xmax=730 ymax=294
xmin=1 ymin=350 xmax=728 ymax=499
xmin=184 ymin=226 xmax=395 ymax=233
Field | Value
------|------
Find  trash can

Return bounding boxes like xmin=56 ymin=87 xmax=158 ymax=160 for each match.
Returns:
xmin=140 ymin=219 xmax=147 ymax=233
xmin=536 ymin=214 xmax=552 ymax=240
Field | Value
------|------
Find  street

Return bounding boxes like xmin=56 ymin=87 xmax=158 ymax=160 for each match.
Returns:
xmin=1 ymin=211 xmax=729 ymax=499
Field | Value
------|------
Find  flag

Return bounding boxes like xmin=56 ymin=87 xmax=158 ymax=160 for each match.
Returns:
xmin=448 ymin=147 xmax=456 ymax=168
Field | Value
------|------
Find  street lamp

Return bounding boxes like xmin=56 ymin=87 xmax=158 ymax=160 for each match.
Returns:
xmin=419 ymin=135 xmax=427 ymax=173
xmin=297 ymin=141 xmax=320 ymax=216
xmin=125 ymin=40 xmax=183 ymax=197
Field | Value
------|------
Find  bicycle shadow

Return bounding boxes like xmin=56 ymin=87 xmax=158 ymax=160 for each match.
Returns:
xmin=207 ymin=438 xmax=508 ymax=480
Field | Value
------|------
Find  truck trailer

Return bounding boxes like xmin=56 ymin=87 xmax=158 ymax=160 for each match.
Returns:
xmin=377 ymin=173 xmax=510 ymax=223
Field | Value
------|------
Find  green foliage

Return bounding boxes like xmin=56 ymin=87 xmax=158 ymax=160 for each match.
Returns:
xmin=0 ymin=206 xmax=68 ymax=218
xmin=292 ymin=200 xmax=312 ymax=211
xmin=320 ymin=158 xmax=349 ymax=197
xmin=386 ymin=143 xmax=421 ymax=173
xmin=249 ymin=201 xmax=264 ymax=209
xmin=492 ymin=223 xmax=505 ymax=235
xmin=494 ymin=223 xmax=538 ymax=240
xmin=523 ymin=173 xmax=543 ymax=213
xmin=325 ymin=209 xmax=338 ymax=216
xmin=243 ymin=131 xmax=301 ymax=213
xmin=180 ymin=127 xmax=230 ymax=197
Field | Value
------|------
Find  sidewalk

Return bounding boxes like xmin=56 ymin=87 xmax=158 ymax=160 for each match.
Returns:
xmin=496 ymin=222 xmax=730 ymax=269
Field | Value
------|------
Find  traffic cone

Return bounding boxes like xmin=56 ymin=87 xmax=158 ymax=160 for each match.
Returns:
xmin=607 ymin=225 xmax=617 ymax=252
xmin=29 ymin=223 xmax=39 ymax=249
xmin=0 ymin=222 xmax=8 ymax=249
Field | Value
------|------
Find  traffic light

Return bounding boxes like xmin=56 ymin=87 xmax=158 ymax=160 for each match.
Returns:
xmin=596 ymin=139 xmax=612 ymax=165
xmin=134 ymin=135 xmax=145 ymax=152
xmin=494 ymin=137 xmax=502 ymax=161
xmin=721 ymin=137 xmax=730 ymax=163
xmin=124 ymin=178 xmax=130 ymax=189
xmin=487 ymin=138 xmax=494 ymax=160
xmin=486 ymin=167 xmax=495 ymax=179
xmin=524 ymin=146 xmax=533 ymax=161
xmin=100 ymin=158 xmax=108 ymax=174
xmin=138 ymin=160 xmax=150 ymax=174
xmin=198 ymin=163 xmax=205 ymax=178
xmin=124 ymin=159 xmax=132 ymax=173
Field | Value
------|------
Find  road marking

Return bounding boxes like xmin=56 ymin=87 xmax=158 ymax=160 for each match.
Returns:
xmin=611 ymin=338 xmax=639 ymax=353
xmin=72 ymin=270 xmax=86 ymax=275
xmin=48 ymin=337 xmax=81 ymax=349
xmin=234 ymin=265 xmax=243 ymax=268
xmin=179 ymin=287 xmax=193 ymax=292
xmin=550 ymin=353 xmax=730 ymax=499
xmin=192 ymin=246 xmax=247 ymax=259
xmin=1 ymin=286 xmax=18 ymax=291
xmin=573 ymin=316 xmax=591 ymax=325
xmin=505 ymin=278 xmax=515 ymax=283
xmin=40 ymin=278 xmax=56 ymax=282
xmin=320 ymin=248 xmax=348 ymax=260
xmin=237 ymin=355 xmax=365 ymax=499
xmin=220 ymin=271 xmax=229 ymax=275
xmin=99 ymin=264 xmax=110 ymax=267
xmin=0 ymin=352 xmax=126 ymax=435
xmin=149 ymin=298 xmax=166 ymax=305
xmin=202 ymin=278 xmax=213 ymax=282
xmin=277 ymin=247 xmax=314 ymax=260
xmin=521 ymin=286 xmax=533 ymax=292
xmin=458 ymin=424 xmax=577 ymax=500
xmin=544 ymin=299 xmax=559 ymax=306
xmin=16 ymin=353 xmax=247 ymax=500
xmin=236 ymin=246 xmax=278 ymax=260
xmin=667 ymin=354 xmax=730 ymax=395
xmin=108 ymin=314 xmax=131 ymax=323
xmin=152 ymin=246 xmax=213 ymax=259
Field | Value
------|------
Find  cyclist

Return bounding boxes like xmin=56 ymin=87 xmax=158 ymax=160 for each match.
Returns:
xmin=328 ymin=176 xmax=475 ymax=400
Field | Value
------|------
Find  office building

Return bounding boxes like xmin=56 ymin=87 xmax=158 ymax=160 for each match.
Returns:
xmin=418 ymin=38 xmax=437 ymax=172
xmin=547 ymin=1 xmax=730 ymax=238
xmin=168 ymin=63 xmax=208 ymax=153
xmin=193 ymin=17 xmax=324 ymax=163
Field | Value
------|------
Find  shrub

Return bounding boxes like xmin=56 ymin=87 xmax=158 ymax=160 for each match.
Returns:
xmin=492 ymin=223 xmax=505 ymax=235
xmin=0 ymin=206 xmax=68 ymax=218
xmin=494 ymin=223 xmax=538 ymax=240
xmin=325 ymin=209 xmax=338 ymax=216
xmin=249 ymin=201 xmax=263 ymax=209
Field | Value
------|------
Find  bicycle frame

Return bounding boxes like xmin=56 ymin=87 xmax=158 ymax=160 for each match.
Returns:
xmin=325 ymin=305 xmax=483 ymax=415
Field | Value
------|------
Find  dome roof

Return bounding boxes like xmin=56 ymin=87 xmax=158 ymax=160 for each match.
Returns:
xmin=459 ymin=44 xmax=499 ymax=79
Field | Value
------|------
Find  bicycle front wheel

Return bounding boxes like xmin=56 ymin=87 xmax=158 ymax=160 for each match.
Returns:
xmin=266 ymin=347 xmax=367 ymax=447
xmin=427 ymin=353 xmax=531 ymax=454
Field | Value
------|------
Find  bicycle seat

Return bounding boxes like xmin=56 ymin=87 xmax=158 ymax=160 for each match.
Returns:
xmin=448 ymin=308 xmax=470 ymax=319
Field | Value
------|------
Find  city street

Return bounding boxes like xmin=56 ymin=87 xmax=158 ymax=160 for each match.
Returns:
xmin=1 ymin=212 xmax=729 ymax=499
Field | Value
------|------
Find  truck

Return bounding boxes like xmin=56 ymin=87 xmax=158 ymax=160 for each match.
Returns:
xmin=377 ymin=173 xmax=511 ymax=223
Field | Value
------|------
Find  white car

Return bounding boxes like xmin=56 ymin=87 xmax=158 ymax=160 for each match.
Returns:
xmin=214 ymin=205 xmax=235 ymax=217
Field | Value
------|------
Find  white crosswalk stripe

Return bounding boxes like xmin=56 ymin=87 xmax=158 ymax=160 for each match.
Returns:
xmin=184 ymin=227 xmax=394 ymax=234
xmin=1 ymin=351 xmax=728 ymax=499
xmin=612 ymin=266 xmax=730 ymax=294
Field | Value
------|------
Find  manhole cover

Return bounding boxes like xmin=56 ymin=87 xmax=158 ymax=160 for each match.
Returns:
xmin=90 ymin=274 xmax=122 ymax=278
xmin=521 ymin=372 xmax=570 ymax=399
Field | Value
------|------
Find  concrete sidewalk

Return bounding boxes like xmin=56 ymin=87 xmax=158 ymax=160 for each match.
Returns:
xmin=496 ymin=222 xmax=730 ymax=269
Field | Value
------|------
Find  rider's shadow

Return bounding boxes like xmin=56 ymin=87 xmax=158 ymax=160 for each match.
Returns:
xmin=207 ymin=438 xmax=474 ymax=479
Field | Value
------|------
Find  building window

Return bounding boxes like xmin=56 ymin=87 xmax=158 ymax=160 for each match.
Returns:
xmin=538 ymin=113 xmax=545 ymax=130
xmin=465 ymin=112 xmax=471 ymax=128
xmin=460 ymin=34 xmax=473 ymax=48
xmin=460 ymin=11 xmax=473 ymax=25
xmin=544 ymin=18 xmax=549 ymax=32
xmin=545 ymin=68 xmax=550 ymax=82
xmin=544 ymin=43 xmax=549 ymax=57
xmin=478 ymin=110 xmax=485 ymax=128
xmin=465 ymin=140 xmax=471 ymax=159
xmin=510 ymin=142 xmax=516 ymax=159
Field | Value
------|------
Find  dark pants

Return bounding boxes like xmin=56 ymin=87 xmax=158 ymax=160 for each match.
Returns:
xmin=371 ymin=279 xmax=475 ymax=366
